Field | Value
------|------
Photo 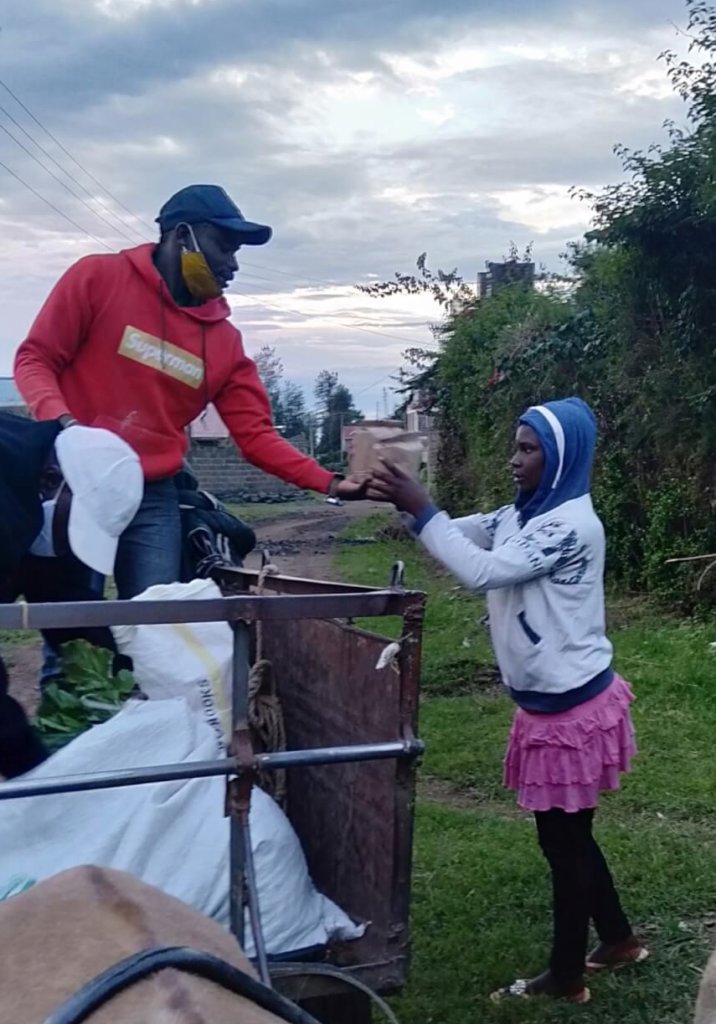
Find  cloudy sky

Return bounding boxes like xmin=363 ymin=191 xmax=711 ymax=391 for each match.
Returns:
xmin=0 ymin=0 xmax=692 ymax=414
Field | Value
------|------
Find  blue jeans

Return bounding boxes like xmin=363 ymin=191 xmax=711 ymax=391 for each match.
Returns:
xmin=114 ymin=478 xmax=182 ymax=600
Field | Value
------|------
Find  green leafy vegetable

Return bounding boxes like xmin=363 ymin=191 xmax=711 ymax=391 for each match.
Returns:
xmin=34 ymin=641 xmax=138 ymax=753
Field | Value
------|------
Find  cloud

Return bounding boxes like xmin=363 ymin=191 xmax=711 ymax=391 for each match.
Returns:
xmin=0 ymin=0 xmax=695 ymax=414
xmin=490 ymin=186 xmax=586 ymax=234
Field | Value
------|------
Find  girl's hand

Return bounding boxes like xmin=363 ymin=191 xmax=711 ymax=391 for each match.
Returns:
xmin=367 ymin=460 xmax=432 ymax=518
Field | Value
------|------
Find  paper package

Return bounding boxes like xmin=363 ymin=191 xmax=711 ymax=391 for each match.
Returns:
xmin=348 ymin=426 xmax=424 ymax=480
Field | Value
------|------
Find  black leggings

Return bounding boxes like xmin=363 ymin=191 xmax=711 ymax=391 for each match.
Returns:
xmin=535 ymin=808 xmax=632 ymax=983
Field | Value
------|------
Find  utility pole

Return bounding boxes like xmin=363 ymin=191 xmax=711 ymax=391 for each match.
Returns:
xmin=306 ymin=413 xmax=315 ymax=458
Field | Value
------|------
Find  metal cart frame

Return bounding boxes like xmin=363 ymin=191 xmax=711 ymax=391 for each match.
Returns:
xmin=0 ymin=564 xmax=426 ymax=1022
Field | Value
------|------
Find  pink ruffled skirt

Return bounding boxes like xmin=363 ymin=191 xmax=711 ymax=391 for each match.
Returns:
xmin=503 ymin=675 xmax=636 ymax=813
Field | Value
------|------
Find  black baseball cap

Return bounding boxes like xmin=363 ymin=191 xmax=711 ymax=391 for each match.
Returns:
xmin=156 ymin=184 xmax=272 ymax=245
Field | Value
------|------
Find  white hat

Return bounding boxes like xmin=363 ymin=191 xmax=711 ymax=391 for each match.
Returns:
xmin=55 ymin=426 xmax=144 ymax=575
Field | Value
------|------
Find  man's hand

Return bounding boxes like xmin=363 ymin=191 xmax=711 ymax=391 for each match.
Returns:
xmin=332 ymin=475 xmax=369 ymax=501
xmin=367 ymin=460 xmax=432 ymax=518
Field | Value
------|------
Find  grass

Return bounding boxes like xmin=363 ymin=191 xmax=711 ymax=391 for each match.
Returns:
xmin=0 ymin=629 xmax=34 ymax=646
xmin=338 ymin=515 xmax=494 ymax=692
xmin=336 ymin=513 xmax=716 ymax=1024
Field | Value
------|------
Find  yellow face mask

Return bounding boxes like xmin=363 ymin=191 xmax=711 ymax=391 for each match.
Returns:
xmin=180 ymin=224 xmax=222 ymax=301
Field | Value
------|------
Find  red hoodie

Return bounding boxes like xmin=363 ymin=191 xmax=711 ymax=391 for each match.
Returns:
xmin=14 ymin=244 xmax=332 ymax=491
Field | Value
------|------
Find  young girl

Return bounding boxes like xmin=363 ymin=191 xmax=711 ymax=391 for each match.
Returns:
xmin=369 ymin=397 xmax=648 ymax=1004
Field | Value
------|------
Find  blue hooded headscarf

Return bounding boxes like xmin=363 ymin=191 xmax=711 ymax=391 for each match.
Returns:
xmin=514 ymin=397 xmax=597 ymax=525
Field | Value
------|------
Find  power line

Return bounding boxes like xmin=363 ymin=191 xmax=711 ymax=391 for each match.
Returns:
xmin=0 ymin=158 xmax=113 ymax=251
xmin=0 ymin=153 xmax=420 ymax=351
xmin=0 ymin=75 xmax=421 ymax=312
xmin=0 ymin=158 xmax=409 ymax=397
xmin=0 ymin=99 xmax=148 ymax=245
xmin=232 ymin=276 xmax=427 ymax=348
xmin=0 ymin=171 xmax=403 ymax=417
xmin=0 ymin=76 xmax=157 ymax=238
xmin=272 ymin=365 xmax=405 ymax=423
xmin=0 ymin=77 xmax=425 ymax=372
xmin=0 ymin=83 xmax=412 ymax=418
xmin=0 ymin=75 xmax=406 ymax=300
xmin=0 ymin=75 xmax=425 ymax=318
xmin=240 ymin=256 xmax=354 ymax=290
xmin=0 ymin=119 xmax=140 ymax=247
xmin=353 ymin=367 xmax=401 ymax=398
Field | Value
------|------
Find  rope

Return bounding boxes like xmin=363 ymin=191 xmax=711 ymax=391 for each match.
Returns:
xmin=253 ymin=562 xmax=279 ymax=663
xmin=248 ymin=563 xmax=288 ymax=809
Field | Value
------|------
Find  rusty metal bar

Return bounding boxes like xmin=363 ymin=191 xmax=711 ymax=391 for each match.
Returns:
xmin=0 ymin=591 xmax=420 ymax=631
xmin=226 ymin=619 xmax=273 ymax=987
xmin=391 ymin=594 xmax=427 ymax=957
xmin=242 ymin=818 xmax=269 ymax=985
xmin=0 ymin=740 xmax=424 ymax=801
xmin=215 ymin=566 xmax=381 ymax=596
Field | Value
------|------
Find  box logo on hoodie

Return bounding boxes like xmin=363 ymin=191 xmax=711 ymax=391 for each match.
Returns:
xmin=118 ymin=326 xmax=204 ymax=389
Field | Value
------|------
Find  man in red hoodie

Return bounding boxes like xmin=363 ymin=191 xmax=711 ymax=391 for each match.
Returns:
xmin=15 ymin=185 xmax=365 ymax=598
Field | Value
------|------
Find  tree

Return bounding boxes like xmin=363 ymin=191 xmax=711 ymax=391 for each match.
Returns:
xmin=355 ymin=249 xmax=539 ymax=409
xmin=433 ymin=0 xmax=716 ymax=602
xmin=356 ymin=253 xmax=476 ymax=405
xmin=314 ymin=370 xmax=339 ymax=415
xmin=281 ymin=381 xmax=306 ymax=438
xmin=254 ymin=345 xmax=285 ymax=425
xmin=313 ymin=371 xmax=363 ymax=457
xmin=254 ymin=344 xmax=312 ymax=438
xmin=356 ymin=251 xmax=475 ymax=309
xmin=350 ymin=0 xmax=716 ymax=604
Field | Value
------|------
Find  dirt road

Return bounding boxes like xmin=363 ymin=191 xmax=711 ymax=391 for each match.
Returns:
xmin=243 ymin=499 xmax=382 ymax=580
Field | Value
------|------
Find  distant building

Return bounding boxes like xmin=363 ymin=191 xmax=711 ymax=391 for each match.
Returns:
xmin=477 ymin=259 xmax=535 ymax=299
xmin=405 ymin=392 xmax=439 ymax=487
xmin=340 ymin=419 xmax=403 ymax=456
xmin=405 ymin=394 xmax=433 ymax=435
xmin=189 ymin=403 xmax=229 ymax=441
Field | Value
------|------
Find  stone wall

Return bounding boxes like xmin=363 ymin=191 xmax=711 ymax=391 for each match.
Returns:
xmin=187 ymin=435 xmax=309 ymax=502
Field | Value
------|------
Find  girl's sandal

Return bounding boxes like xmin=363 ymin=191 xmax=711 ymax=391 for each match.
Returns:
xmin=586 ymin=937 xmax=649 ymax=974
xmin=490 ymin=970 xmax=591 ymax=1004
